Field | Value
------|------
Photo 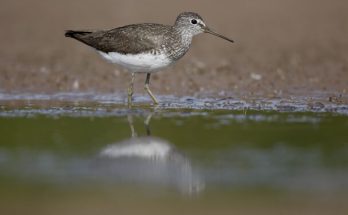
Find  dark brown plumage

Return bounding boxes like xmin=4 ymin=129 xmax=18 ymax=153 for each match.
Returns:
xmin=65 ymin=24 xmax=179 ymax=55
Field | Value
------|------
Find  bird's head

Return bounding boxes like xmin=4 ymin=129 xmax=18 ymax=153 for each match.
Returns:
xmin=175 ymin=12 xmax=234 ymax=43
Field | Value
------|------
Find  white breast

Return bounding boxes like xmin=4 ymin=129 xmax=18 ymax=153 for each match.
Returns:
xmin=98 ymin=51 xmax=172 ymax=73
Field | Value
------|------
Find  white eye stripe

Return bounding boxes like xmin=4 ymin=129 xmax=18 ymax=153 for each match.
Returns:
xmin=198 ymin=20 xmax=206 ymax=26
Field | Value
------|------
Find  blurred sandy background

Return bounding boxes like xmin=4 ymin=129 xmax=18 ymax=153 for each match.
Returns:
xmin=0 ymin=0 xmax=347 ymax=101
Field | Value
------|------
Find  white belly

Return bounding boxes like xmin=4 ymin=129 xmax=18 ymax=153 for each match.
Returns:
xmin=98 ymin=51 xmax=172 ymax=73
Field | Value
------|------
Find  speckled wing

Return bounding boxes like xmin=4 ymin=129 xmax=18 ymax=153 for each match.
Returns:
xmin=65 ymin=24 xmax=171 ymax=54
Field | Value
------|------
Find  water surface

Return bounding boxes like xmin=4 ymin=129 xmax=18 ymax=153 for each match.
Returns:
xmin=0 ymin=101 xmax=347 ymax=214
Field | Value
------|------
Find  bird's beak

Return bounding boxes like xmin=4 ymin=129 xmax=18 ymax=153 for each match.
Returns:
xmin=203 ymin=27 xmax=234 ymax=43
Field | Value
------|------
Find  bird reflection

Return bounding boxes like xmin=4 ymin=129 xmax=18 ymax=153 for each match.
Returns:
xmin=98 ymin=113 xmax=204 ymax=194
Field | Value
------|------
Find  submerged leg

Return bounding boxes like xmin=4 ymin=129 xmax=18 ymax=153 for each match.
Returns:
xmin=144 ymin=73 xmax=159 ymax=105
xmin=127 ymin=72 xmax=135 ymax=108
xmin=127 ymin=114 xmax=137 ymax=137
xmin=144 ymin=113 xmax=153 ymax=136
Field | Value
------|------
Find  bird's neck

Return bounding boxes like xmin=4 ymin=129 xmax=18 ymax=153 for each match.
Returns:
xmin=163 ymin=26 xmax=193 ymax=61
xmin=174 ymin=26 xmax=193 ymax=47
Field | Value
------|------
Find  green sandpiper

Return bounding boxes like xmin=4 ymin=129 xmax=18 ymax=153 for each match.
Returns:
xmin=65 ymin=12 xmax=234 ymax=107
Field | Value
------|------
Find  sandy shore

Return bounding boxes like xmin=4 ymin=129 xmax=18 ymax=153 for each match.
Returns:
xmin=0 ymin=0 xmax=347 ymax=104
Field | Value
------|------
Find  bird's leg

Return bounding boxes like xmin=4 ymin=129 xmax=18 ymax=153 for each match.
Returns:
xmin=144 ymin=73 xmax=159 ymax=105
xmin=127 ymin=114 xmax=137 ymax=138
xmin=127 ymin=72 xmax=135 ymax=108
xmin=144 ymin=113 xmax=153 ymax=136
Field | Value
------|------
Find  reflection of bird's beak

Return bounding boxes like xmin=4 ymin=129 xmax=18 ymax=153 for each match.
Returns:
xmin=203 ymin=27 xmax=234 ymax=43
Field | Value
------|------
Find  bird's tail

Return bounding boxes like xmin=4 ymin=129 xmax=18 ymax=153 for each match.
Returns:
xmin=65 ymin=30 xmax=96 ymax=48
xmin=65 ymin=30 xmax=92 ymax=38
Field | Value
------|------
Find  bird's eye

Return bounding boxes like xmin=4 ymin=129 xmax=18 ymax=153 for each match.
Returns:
xmin=191 ymin=19 xmax=197 ymax=24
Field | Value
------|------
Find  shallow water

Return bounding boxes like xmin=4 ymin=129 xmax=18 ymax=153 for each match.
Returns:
xmin=1 ymin=92 xmax=348 ymax=114
xmin=0 ymin=97 xmax=348 ymax=214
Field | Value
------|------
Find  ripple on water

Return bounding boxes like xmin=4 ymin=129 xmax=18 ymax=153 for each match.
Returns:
xmin=0 ymin=92 xmax=348 ymax=116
